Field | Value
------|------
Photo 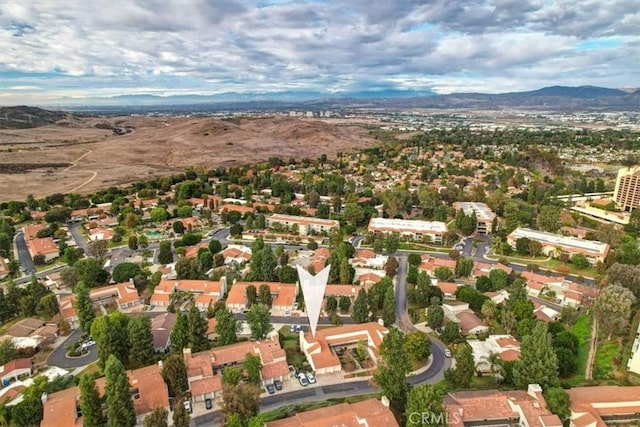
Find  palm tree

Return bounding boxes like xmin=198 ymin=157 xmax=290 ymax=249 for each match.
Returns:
xmin=487 ymin=352 xmax=505 ymax=384
xmin=481 ymin=300 xmax=497 ymax=325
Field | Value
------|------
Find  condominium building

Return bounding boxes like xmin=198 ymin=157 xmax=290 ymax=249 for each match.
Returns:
xmin=267 ymin=214 xmax=339 ymax=236
xmin=614 ymin=165 xmax=640 ymax=211
xmin=453 ymin=202 xmax=497 ymax=234
xmin=507 ymin=228 xmax=610 ymax=265
xmin=367 ymin=218 xmax=447 ymax=243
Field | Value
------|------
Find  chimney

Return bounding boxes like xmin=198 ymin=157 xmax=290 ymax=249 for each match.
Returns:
xmin=527 ymin=384 xmax=543 ymax=399
xmin=380 ymin=396 xmax=390 ymax=408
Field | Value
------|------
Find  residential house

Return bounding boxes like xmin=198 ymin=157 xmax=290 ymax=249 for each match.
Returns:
xmin=567 ymin=386 xmax=640 ymax=426
xmin=221 ymin=245 xmax=252 ymax=265
xmin=225 ymin=282 xmax=297 ymax=315
xmin=627 ymin=321 xmax=640 ymax=375
xmin=0 ymin=358 xmax=32 ymax=387
xmin=150 ymin=278 xmax=227 ymax=311
xmin=436 ymin=281 xmax=458 ymax=299
xmin=351 ymin=249 xmax=387 ymax=269
xmin=266 ymin=398 xmax=399 ymax=427
xmin=456 ymin=310 xmax=490 ymax=336
xmin=467 ymin=335 xmax=521 ymax=374
xmin=27 ymin=237 xmax=60 ymax=262
xmin=300 ymin=322 xmax=388 ymax=375
xmin=0 ymin=257 xmax=10 ymax=280
xmin=367 ymin=218 xmax=447 ymax=243
xmin=444 ymin=385 xmax=562 ymax=427
xmin=418 ymin=255 xmax=457 ymax=276
xmin=151 ymin=312 xmax=176 ymax=353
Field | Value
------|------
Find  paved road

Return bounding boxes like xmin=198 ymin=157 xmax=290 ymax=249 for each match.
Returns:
xmin=47 ymin=328 xmax=98 ymax=368
xmin=14 ymin=231 xmax=36 ymax=275
xmin=68 ymin=222 xmax=89 ymax=253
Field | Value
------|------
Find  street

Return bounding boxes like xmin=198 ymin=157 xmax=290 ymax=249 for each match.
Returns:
xmin=47 ymin=328 xmax=98 ymax=368
xmin=14 ymin=231 xmax=35 ymax=275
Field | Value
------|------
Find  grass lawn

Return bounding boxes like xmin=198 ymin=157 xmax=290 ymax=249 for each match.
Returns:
xmin=259 ymin=393 xmax=380 ymax=422
xmin=399 ymin=243 xmax=450 ymax=253
xmin=486 ymin=255 xmax=597 ymax=277
xmin=279 ymin=326 xmax=309 ymax=372
xmin=593 ymin=339 xmax=621 ymax=380
xmin=76 ymin=362 xmax=102 ymax=378
xmin=567 ymin=314 xmax=592 ymax=386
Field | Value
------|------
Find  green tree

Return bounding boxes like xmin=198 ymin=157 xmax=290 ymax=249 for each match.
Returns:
xmin=10 ymin=395 xmax=43 ymax=427
xmin=74 ymin=258 xmax=110 ymax=287
xmin=326 ymin=295 xmax=338 ymax=313
xmin=150 ymin=207 xmax=169 ymax=222
xmin=404 ymin=331 xmax=432 ymax=363
xmin=338 ymin=295 xmax=351 ymax=312
xmin=555 ymin=347 xmax=578 ymax=377
xmin=208 ymin=239 xmax=222 ymax=254
xmin=427 ymin=304 xmax=444 ymax=330
xmin=222 ymin=367 xmax=242 ymax=386
xmin=454 ymin=343 xmax=475 ymax=388
xmin=351 ymin=288 xmax=369 ymax=323
xmin=488 ymin=269 xmax=508 ymax=290
xmin=112 ymin=262 xmax=142 ymax=283
xmin=246 ymin=285 xmax=258 ymax=307
xmin=607 ymin=263 xmax=640 ymax=299
xmin=127 ymin=315 xmax=155 ymax=368
xmin=127 ymin=235 xmax=138 ymax=251
xmin=243 ymin=353 xmax=262 ymax=385
xmin=92 ymin=312 xmax=130 ymax=369
xmin=75 ymin=282 xmax=95 ymax=333
xmin=537 ymin=206 xmax=561 ymax=233
xmin=80 ymin=374 xmax=104 ymax=427
xmin=188 ymin=306 xmax=209 ymax=352
xmin=515 ymin=237 xmax=531 ymax=255
xmin=162 ymin=354 xmax=188 ymax=398
xmin=544 ymin=387 xmax=571 ymax=423
xmin=0 ymin=341 xmax=18 ymax=366
xmin=158 ymin=240 xmax=174 ymax=264
xmin=481 ymin=300 xmax=497 ymax=324
xmin=215 ymin=309 xmax=238 ymax=345
xmin=455 ymin=257 xmax=474 ymax=278
xmin=105 ymin=355 xmax=136 ymax=427
xmin=382 ymin=286 xmax=396 ymax=326
xmin=258 ymin=284 xmax=273 ymax=307
xmin=405 ymin=384 xmax=446 ymax=427
xmin=172 ymin=221 xmax=185 ymax=234
xmin=246 ymin=303 xmax=273 ymax=339
xmin=221 ymin=382 xmax=260 ymax=421
xmin=513 ymin=322 xmax=559 ymax=389
xmin=593 ymin=284 xmax=635 ymax=339
xmin=373 ymin=329 xmax=410 ymax=410
xmin=172 ymin=401 xmax=190 ymax=427
xmin=37 ymin=293 xmax=60 ymax=318
xmin=171 ymin=310 xmax=188 ymax=353
xmin=143 ymin=407 xmax=168 ymax=427
xmin=441 ymin=322 xmax=461 ymax=344
xmin=571 ymin=253 xmax=590 ymax=268
xmin=434 ymin=266 xmax=454 ymax=282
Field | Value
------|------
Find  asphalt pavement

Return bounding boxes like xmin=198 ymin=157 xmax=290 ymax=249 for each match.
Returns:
xmin=47 ymin=328 xmax=98 ymax=368
xmin=68 ymin=222 xmax=89 ymax=253
xmin=14 ymin=231 xmax=36 ymax=275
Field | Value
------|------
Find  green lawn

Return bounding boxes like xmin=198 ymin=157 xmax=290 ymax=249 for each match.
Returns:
xmin=592 ymin=339 xmax=620 ymax=380
xmin=279 ymin=326 xmax=309 ymax=372
xmin=567 ymin=314 xmax=592 ymax=386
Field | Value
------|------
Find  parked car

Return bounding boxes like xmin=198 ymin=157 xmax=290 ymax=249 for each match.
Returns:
xmin=266 ymin=383 xmax=276 ymax=394
xmin=289 ymin=324 xmax=296 ymax=333
xmin=298 ymin=373 xmax=309 ymax=386
xmin=183 ymin=400 xmax=192 ymax=412
xmin=305 ymin=372 xmax=316 ymax=384
xmin=274 ymin=379 xmax=283 ymax=390
xmin=288 ymin=365 xmax=297 ymax=377
xmin=444 ymin=349 xmax=451 ymax=358
xmin=205 ymin=398 xmax=212 ymax=410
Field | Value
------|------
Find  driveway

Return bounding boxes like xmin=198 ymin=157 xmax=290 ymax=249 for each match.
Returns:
xmin=68 ymin=222 xmax=88 ymax=253
xmin=47 ymin=328 xmax=98 ymax=368
xmin=14 ymin=231 xmax=35 ymax=275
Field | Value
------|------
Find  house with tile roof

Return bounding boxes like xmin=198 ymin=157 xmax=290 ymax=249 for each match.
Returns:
xmin=368 ymin=218 xmax=447 ymax=243
xmin=0 ymin=358 xmax=32 ymax=387
xmin=567 ymin=386 xmax=640 ymax=427
xmin=41 ymin=362 xmax=169 ymax=427
xmin=150 ymin=278 xmax=227 ymax=311
xmin=467 ymin=335 xmax=521 ymax=374
xmin=444 ymin=384 xmax=562 ymax=427
xmin=225 ymin=281 xmax=297 ymax=315
xmin=300 ymin=322 xmax=388 ymax=375
xmin=27 ymin=237 xmax=60 ymax=262
xmin=267 ymin=214 xmax=339 ymax=236
xmin=266 ymin=397 xmax=399 ymax=427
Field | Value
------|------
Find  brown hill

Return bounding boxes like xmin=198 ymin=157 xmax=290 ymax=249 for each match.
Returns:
xmin=0 ymin=115 xmax=377 ymax=202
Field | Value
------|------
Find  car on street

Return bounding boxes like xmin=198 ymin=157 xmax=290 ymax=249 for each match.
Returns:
xmin=205 ymin=398 xmax=213 ymax=410
xmin=298 ymin=373 xmax=309 ymax=386
xmin=266 ymin=383 xmax=276 ymax=394
xmin=305 ymin=372 xmax=316 ymax=384
xmin=288 ymin=365 xmax=297 ymax=377
xmin=81 ymin=339 xmax=96 ymax=350
xmin=289 ymin=324 xmax=296 ymax=333
xmin=444 ymin=349 xmax=451 ymax=358
xmin=274 ymin=379 xmax=283 ymax=390
xmin=284 ymin=308 xmax=290 ymax=316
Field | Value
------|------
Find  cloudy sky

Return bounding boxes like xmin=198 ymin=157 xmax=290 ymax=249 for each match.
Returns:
xmin=0 ymin=0 xmax=638 ymax=105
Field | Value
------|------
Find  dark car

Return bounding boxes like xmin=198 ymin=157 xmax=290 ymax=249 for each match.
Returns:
xmin=205 ymin=398 xmax=213 ymax=410
xmin=274 ymin=379 xmax=283 ymax=390
xmin=266 ymin=383 xmax=276 ymax=394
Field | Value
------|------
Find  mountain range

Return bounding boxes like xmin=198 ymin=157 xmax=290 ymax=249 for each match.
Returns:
xmin=3 ymin=86 xmax=639 ymax=118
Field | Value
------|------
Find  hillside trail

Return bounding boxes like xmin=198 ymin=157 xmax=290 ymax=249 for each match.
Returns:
xmin=585 ymin=316 xmax=597 ymax=380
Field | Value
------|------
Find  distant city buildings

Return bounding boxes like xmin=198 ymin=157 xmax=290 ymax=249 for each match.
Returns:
xmin=614 ymin=165 xmax=640 ymax=211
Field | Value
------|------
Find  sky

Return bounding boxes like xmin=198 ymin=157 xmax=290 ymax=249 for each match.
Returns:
xmin=0 ymin=0 xmax=638 ymax=105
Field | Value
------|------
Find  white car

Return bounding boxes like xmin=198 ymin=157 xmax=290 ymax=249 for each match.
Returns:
xmin=444 ymin=349 xmax=451 ymax=358
xmin=305 ymin=372 xmax=316 ymax=384
xmin=183 ymin=400 xmax=192 ymax=412
xmin=298 ymin=373 xmax=309 ymax=386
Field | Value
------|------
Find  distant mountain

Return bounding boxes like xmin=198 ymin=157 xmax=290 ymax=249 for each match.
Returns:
xmin=0 ymin=106 xmax=73 ymax=128
xmin=7 ymin=85 xmax=639 ymax=114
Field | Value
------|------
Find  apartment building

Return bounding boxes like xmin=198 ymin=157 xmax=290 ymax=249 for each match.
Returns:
xmin=453 ymin=202 xmax=497 ymax=234
xmin=614 ymin=165 xmax=640 ymax=211
xmin=225 ymin=281 xmax=297 ymax=315
xmin=367 ymin=218 xmax=448 ymax=243
xmin=507 ymin=228 xmax=610 ymax=265
xmin=567 ymin=386 xmax=640 ymax=426
xmin=267 ymin=214 xmax=339 ymax=236
xmin=150 ymin=278 xmax=227 ymax=311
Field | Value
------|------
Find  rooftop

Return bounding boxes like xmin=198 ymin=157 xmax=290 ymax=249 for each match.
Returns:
xmin=508 ymin=228 xmax=610 ymax=255
xmin=368 ymin=217 xmax=447 ymax=233
xmin=454 ymin=202 xmax=497 ymax=221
